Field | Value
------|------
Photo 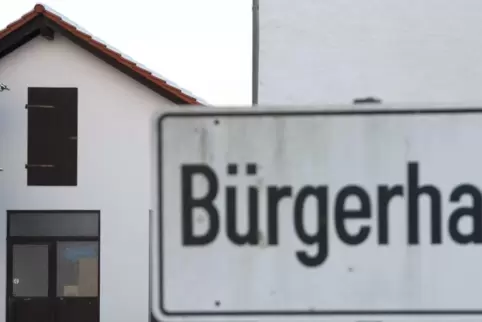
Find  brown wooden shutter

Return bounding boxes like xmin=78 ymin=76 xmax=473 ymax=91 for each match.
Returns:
xmin=26 ymin=87 xmax=78 ymax=186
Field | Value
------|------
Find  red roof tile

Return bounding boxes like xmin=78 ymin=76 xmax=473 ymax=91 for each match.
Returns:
xmin=0 ymin=4 xmax=204 ymax=105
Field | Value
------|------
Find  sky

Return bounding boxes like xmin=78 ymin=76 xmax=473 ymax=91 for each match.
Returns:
xmin=0 ymin=0 xmax=252 ymax=106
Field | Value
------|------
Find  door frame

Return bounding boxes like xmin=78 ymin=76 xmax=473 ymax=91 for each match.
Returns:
xmin=5 ymin=210 xmax=101 ymax=322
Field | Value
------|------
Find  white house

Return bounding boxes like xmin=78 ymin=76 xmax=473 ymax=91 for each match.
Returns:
xmin=0 ymin=4 xmax=203 ymax=322
xmin=254 ymin=0 xmax=482 ymax=106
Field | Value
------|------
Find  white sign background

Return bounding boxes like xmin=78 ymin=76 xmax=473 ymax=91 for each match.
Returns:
xmin=154 ymin=107 xmax=482 ymax=322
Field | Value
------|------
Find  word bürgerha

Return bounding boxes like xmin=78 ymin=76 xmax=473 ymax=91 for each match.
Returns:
xmin=180 ymin=162 xmax=481 ymax=268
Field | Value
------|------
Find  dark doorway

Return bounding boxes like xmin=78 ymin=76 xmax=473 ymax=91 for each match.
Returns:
xmin=6 ymin=211 xmax=100 ymax=322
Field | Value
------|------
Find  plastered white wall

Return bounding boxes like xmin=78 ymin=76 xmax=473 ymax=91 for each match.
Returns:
xmin=259 ymin=0 xmax=482 ymax=106
xmin=0 ymin=34 xmax=175 ymax=322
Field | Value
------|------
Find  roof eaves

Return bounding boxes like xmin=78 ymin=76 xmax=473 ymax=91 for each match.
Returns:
xmin=0 ymin=3 xmax=206 ymax=105
xmin=0 ymin=8 xmax=38 ymax=39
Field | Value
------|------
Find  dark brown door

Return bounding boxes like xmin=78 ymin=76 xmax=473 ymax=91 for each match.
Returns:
xmin=7 ymin=241 xmax=99 ymax=322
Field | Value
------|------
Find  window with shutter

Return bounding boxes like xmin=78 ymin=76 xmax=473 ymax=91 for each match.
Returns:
xmin=26 ymin=87 xmax=78 ymax=186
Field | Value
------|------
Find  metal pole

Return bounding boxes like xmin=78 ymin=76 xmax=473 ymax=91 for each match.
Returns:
xmin=252 ymin=0 xmax=260 ymax=105
xmin=148 ymin=209 xmax=153 ymax=322
xmin=149 ymin=208 xmax=165 ymax=322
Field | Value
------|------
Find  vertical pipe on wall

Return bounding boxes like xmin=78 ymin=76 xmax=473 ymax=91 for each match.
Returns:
xmin=149 ymin=209 xmax=153 ymax=322
xmin=252 ymin=0 xmax=260 ymax=105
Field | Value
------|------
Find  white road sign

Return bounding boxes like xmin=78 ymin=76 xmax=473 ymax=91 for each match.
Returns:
xmin=152 ymin=106 xmax=482 ymax=322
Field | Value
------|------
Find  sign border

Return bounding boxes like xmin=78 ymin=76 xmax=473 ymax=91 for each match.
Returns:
xmin=156 ymin=107 xmax=482 ymax=318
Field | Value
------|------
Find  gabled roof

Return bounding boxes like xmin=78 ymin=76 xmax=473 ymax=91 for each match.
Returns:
xmin=0 ymin=4 xmax=204 ymax=105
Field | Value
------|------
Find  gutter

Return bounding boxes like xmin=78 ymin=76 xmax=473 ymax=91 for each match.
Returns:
xmin=252 ymin=0 xmax=259 ymax=105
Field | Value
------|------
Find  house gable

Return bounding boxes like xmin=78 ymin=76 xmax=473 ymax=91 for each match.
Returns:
xmin=0 ymin=4 xmax=203 ymax=105
xmin=0 ymin=30 xmax=172 ymax=322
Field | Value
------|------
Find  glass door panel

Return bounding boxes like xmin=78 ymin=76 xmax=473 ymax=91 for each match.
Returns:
xmin=12 ymin=244 xmax=49 ymax=297
xmin=56 ymin=241 xmax=99 ymax=297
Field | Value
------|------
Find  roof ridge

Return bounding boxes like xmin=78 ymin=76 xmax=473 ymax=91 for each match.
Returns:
xmin=0 ymin=3 xmax=206 ymax=105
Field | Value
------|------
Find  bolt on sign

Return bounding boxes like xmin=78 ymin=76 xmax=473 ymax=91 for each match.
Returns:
xmin=152 ymin=106 xmax=482 ymax=322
